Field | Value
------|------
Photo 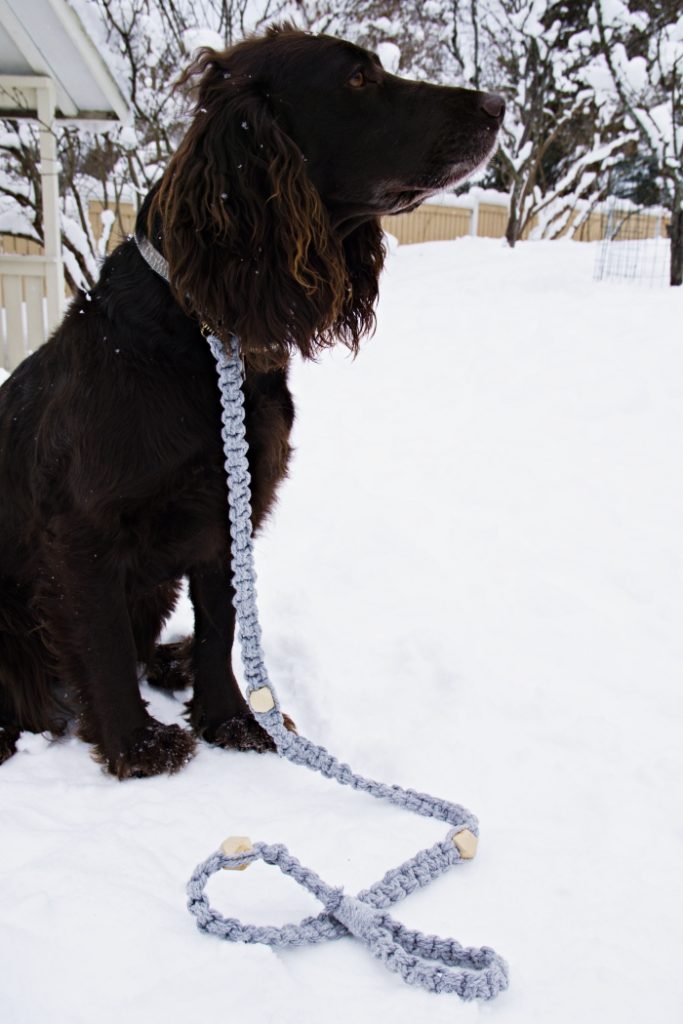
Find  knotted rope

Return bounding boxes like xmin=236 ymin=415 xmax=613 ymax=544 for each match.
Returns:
xmin=187 ymin=840 xmax=505 ymax=1000
xmin=135 ymin=234 xmax=509 ymax=1002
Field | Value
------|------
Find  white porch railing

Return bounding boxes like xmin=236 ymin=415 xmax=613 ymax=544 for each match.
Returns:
xmin=0 ymin=253 xmax=62 ymax=371
xmin=0 ymin=76 xmax=65 ymax=374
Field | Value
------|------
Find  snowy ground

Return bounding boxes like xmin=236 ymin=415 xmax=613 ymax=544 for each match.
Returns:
xmin=2 ymin=237 xmax=682 ymax=1023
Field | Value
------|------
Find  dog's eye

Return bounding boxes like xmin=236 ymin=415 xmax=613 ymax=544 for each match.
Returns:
xmin=347 ymin=70 xmax=365 ymax=88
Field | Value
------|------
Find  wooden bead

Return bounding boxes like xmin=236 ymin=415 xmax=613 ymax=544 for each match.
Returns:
xmin=452 ymin=829 xmax=478 ymax=860
xmin=249 ymin=686 xmax=275 ymax=713
xmin=221 ymin=835 xmax=253 ymax=870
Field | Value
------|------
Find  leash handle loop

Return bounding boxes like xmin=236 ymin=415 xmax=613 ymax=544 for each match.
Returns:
xmin=187 ymin=842 xmax=509 ymax=1001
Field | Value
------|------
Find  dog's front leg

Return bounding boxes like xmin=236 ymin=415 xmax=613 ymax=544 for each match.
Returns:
xmin=38 ymin=523 xmax=196 ymax=778
xmin=187 ymin=563 xmax=281 ymax=752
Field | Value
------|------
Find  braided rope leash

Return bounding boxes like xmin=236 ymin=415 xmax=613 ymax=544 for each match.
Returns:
xmin=133 ymin=235 xmax=508 ymax=1001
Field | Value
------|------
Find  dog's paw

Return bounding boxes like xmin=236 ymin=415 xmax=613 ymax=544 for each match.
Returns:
xmin=202 ymin=711 xmax=297 ymax=753
xmin=209 ymin=712 xmax=276 ymax=753
xmin=146 ymin=637 xmax=194 ymax=691
xmin=107 ymin=721 xmax=196 ymax=779
xmin=281 ymin=713 xmax=297 ymax=735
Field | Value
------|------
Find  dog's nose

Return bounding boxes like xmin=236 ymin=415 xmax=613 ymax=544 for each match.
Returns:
xmin=480 ymin=92 xmax=505 ymax=121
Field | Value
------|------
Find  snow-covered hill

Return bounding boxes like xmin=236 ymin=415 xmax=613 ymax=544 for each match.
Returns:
xmin=2 ymin=237 xmax=682 ymax=1023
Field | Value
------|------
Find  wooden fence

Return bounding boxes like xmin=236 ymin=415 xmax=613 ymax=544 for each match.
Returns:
xmin=381 ymin=196 xmax=510 ymax=244
xmin=0 ymin=195 xmax=670 ymax=373
xmin=382 ymin=197 xmax=669 ymax=246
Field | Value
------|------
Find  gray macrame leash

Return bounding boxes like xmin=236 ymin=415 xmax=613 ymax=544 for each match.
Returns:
xmin=135 ymin=234 xmax=509 ymax=1002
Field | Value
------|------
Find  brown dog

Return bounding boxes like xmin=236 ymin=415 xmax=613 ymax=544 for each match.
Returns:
xmin=0 ymin=24 xmax=503 ymax=777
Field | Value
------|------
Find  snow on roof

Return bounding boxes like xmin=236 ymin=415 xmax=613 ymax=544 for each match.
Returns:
xmin=0 ymin=0 xmax=130 ymax=121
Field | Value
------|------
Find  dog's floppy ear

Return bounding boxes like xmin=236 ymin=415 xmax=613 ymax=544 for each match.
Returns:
xmin=150 ymin=45 xmax=352 ymax=370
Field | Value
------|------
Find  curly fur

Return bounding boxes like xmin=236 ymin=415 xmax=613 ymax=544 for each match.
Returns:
xmin=151 ymin=32 xmax=385 ymax=371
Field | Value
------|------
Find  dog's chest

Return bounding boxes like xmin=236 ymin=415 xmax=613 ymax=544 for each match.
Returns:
xmin=131 ymin=366 xmax=295 ymax=578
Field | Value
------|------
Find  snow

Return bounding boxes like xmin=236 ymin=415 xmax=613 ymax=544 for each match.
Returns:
xmin=376 ymin=41 xmax=401 ymax=73
xmin=97 ymin=208 xmax=116 ymax=257
xmin=67 ymin=0 xmax=132 ymax=101
xmin=425 ymin=186 xmax=510 ymax=209
xmin=182 ymin=27 xmax=226 ymax=54
xmin=0 ymin=186 xmax=37 ymax=239
xmin=2 ymin=237 xmax=683 ymax=1023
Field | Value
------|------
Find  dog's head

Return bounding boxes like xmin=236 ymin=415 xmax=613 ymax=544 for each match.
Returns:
xmin=150 ymin=23 xmax=503 ymax=369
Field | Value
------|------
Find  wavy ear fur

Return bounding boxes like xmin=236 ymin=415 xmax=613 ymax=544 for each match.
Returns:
xmin=150 ymin=42 xmax=384 ymax=370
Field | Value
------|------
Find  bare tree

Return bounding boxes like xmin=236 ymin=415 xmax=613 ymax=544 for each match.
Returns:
xmin=473 ymin=0 xmax=634 ymax=245
xmin=0 ymin=0 xmax=290 ymax=290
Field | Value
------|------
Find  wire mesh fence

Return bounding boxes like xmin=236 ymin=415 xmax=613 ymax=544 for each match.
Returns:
xmin=594 ymin=199 xmax=670 ymax=286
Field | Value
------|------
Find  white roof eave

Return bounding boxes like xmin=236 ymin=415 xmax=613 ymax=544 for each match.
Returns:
xmin=0 ymin=0 xmax=130 ymax=122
